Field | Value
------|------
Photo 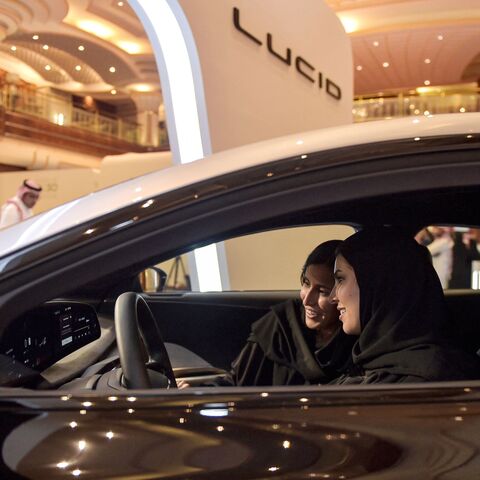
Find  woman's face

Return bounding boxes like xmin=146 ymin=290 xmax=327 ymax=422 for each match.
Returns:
xmin=300 ymin=264 xmax=339 ymax=332
xmin=330 ymin=254 xmax=361 ymax=335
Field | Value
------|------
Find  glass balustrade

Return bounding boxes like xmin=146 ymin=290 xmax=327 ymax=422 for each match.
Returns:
xmin=354 ymin=86 xmax=480 ymax=122
xmin=4 ymin=81 xmax=477 ymax=139
xmin=0 ymin=85 xmax=168 ymax=147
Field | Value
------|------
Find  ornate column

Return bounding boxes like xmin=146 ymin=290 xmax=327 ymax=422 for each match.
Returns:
xmin=129 ymin=91 xmax=164 ymax=147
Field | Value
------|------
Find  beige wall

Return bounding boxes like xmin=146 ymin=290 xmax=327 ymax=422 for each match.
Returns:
xmin=157 ymin=225 xmax=354 ymax=292
xmin=224 ymin=225 xmax=354 ymax=290
xmin=0 ymin=151 xmax=173 ymax=215
xmin=99 ymin=151 xmax=172 ymax=189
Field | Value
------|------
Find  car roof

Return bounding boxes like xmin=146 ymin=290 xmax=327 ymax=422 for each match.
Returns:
xmin=0 ymin=112 xmax=478 ymax=259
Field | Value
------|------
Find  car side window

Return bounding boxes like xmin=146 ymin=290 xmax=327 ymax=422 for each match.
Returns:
xmin=141 ymin=225 xmax=355 ymax=292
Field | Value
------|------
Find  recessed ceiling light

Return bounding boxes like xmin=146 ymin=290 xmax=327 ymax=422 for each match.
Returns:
xmin=373 ymin=41 xmax=379 ymax=47
xmin=32 ymin=35 xmax=39 ymax=40
xmin=382 ymin=62 xmax=389 ymax=68
xmin=356 ymin=65 xmax=363 ymax=71
xmin=424 ymin=58 xmax=431 ymax=64
xmin=339 ymin=16 xmax=358 ymax=34
xmin=110 ymin=89 xmax=117 ymax=95
xmin=75 ymin=65 xmax=82 ymax=71
xmin=44 ymin=65 xmax=51 ymax=71
xmin=424 ymin=80 xmax=431 ymax=85
xmin=118 ymin=1 xmax=124 ymax=5
xmin=437 ymin=34 xmax=443 ymax=40
xmin=109 ymin=66 xmax=116 ymax=73
xmin=42 ymin=44 xmax=49 ymax=50
xmin=459 ymin=107 xmax=466 ymax=113
xmin=78 ymin=45 xmax=85 ymax=51
xmin=10 ymin=46 xmax=16 ymax=51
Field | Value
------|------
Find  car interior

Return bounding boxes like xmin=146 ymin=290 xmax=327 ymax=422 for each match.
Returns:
xmin=1 ymin=213 xmax=480 ymax=393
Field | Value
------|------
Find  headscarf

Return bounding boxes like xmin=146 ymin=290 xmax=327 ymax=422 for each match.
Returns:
xmin=301 ymin=239 xmax=341 ymax=281
xmin=17 ymin=179 xmax=42 ymax=201
xmin=337 ymin=228 xmax=478 ymax=381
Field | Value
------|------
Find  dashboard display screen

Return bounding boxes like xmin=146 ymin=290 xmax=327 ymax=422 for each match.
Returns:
xmin=55 ymin=305 xmax=98 ymax=350
xmin=0 ymin=302 xmax=100 ymax=374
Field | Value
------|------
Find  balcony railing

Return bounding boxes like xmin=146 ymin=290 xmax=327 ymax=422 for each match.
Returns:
xmin=354 ymin=86 xmax=480 ymax=122
xmin=0 ymin=85 xmax=168 ymax=147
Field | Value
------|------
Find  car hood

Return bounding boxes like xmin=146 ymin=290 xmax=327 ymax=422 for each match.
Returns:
xmin=0 ymin=113 xmax=478 ymax=259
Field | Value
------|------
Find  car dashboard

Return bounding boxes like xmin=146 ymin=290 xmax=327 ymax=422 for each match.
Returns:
xmin=0 ymin=301 xmax=110 ymax=387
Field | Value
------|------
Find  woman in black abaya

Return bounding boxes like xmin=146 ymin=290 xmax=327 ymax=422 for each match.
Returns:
xmin=329 ymin=228 xmax=480 ymax=384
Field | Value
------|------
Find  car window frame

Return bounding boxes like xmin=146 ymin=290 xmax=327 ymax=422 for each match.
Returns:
xmin=1 ymin=138 xmax=480 ymax=331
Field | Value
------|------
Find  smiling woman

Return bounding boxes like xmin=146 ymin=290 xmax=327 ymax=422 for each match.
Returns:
xmin=331 ymin=253 xmax=360 ymax=335
xmin=300 ymin=262 xmax=338 ymax=337
xmin=329 ymin=228 xmax=480 ymax=385
xmin=228 ymin=240 xmax=356 ymax=386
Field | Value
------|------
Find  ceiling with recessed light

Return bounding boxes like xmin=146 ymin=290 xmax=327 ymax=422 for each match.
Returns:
xmin=327 ymin=0 xmax=480 ymax=94
xmin=0 ymin=0 xmax=159 ymax=110
xmin=0 ymin=0 xmax=478 ymax=105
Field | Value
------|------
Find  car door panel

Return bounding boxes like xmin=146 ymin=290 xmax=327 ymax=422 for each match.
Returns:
xmin=145 ymin=291 xmax=298 ymax=370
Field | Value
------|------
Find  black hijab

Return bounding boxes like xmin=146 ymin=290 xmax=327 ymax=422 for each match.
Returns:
xmin=337 ymin=228 xmax=479 ymax=381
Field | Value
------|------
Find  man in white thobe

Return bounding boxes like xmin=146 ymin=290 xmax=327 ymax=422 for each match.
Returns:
xmin=0 ymin=179 xmax=42 ymax=229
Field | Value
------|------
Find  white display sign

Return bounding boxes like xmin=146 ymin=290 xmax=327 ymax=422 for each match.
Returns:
xmin=178 ymin=0 xmax=353 ymax=151
xmin=129 ymin=0 xmax=352 ymax=291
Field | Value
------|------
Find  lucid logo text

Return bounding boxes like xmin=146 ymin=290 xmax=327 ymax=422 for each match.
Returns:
xmin=233 ymin=7 xmax=342 ymax=101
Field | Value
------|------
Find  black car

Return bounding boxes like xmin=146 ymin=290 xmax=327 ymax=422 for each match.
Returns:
xmin=0 ymin=113 xmax=480 ymax=479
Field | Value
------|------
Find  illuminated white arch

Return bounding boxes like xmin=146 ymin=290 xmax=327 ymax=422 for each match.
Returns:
xmin=128 ymin=0 xmax=229 ymax=291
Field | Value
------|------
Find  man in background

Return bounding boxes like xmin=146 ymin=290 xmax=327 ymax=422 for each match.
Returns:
xmin=0 ymin=179 xmax=42 ymax=229
xmin=415 ymin=226 xmax=454 ymax=289
xmin=426 ymin=226 xmax=454 ymax=289
xmin=450 ymin=229 xmax=480 ymax=289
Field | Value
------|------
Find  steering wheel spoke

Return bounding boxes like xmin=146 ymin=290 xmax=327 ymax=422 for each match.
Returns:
xmin=114 ymin=292 xmax=176 ymax=389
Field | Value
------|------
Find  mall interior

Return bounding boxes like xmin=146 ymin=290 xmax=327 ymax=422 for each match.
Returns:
xmin=0 ymin=0 xmax=478 ymax=290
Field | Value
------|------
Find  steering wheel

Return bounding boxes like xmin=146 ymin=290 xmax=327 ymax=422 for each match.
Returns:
xmin=114 ymin=292 xmax=176 ymax=389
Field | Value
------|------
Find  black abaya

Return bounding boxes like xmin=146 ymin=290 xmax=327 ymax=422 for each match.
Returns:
xmin=330 ymin=228 xmax=480 ymax=385
xmin=231 ymin=299 xmax=355 ymax=386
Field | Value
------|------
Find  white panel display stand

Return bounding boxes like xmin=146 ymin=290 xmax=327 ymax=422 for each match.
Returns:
xmin=128 ymin=0 xmax=352 ymax=291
